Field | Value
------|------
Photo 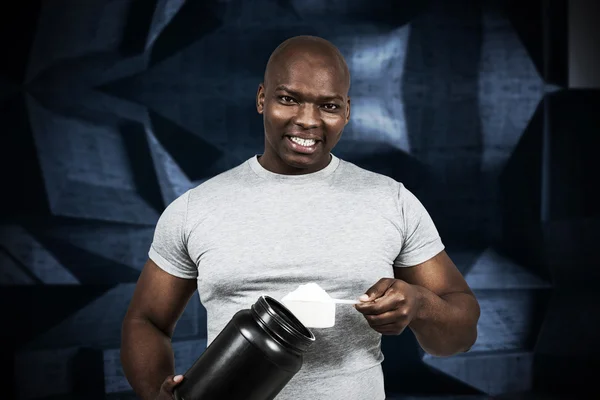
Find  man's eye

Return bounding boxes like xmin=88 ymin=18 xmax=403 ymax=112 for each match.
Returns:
xmin=323 ymin=104 xmax=339 ymax=110
xmin=280 ymin=96 xmax=295 ymax=103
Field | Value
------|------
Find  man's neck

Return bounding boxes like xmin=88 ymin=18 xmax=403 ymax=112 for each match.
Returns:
xmin=257 ymin=153 xmax=332 ymax=175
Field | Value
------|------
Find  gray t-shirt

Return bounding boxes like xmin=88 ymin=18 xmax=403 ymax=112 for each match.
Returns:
xmin=148 ymin=154 xmax=444 ymax=400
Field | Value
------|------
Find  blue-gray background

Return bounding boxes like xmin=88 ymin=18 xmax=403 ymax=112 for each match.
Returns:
xmin=1 ymin=0 xmax=599 ymax=399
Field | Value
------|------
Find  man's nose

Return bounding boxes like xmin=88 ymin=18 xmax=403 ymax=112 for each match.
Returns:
xmin=293 ymin=103 xmax=320 ymax=129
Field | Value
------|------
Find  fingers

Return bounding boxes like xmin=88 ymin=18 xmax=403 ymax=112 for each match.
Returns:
xmin=362 ymin=308 xmax=401 ymax=326
xmin=360 ymin=278 xmax=395 ymax=302
xmin=160 ymin=375 xmax=184 ymax=395
xmin=361 ymin=309 xmax=409 ymax=335
xmin=360 ymin=308 xmax=410 ymax=335
xmin=355 ymin=287 xmax=406 ymax=315
xmin=354 ymin=279 xmax=414 ymax=335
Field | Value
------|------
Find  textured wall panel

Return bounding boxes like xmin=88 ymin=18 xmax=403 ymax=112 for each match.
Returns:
xmin=26 ymin=0 xmax=133 ymax=82
xmin=24 ymin=285 xmax=205 ymax=351
xmin=145 ymin=0 xmax=186 ymax=51
xmin=4 ymin=0 xmax=594 ymax=399
xmin=465 ymin=248 xmax=551 ymax=290
xmin=147 ymin=129 xmax=195 ymax=205
xmin=543 ymin=91 xmax=599 ymax=222
xmin=32 ymin=224 xmax=155 ymax=272
xmin=337 ymin=26 xmax=411 ymax=152
xmin=533 ymin=290 xmax=600 ymax=395
xmin=14 ymin=347 xmax=82 ymax=399
xmin=478 ymin=24 xmax=544 ymax=171
xmin=423 ymin=351 xmax=533 ymax=396
xmin=0 ymin=225 xmax=79 ymax=284
xmin=466 ymin=290 xmax=548 ymax=353
xmin=27 ymin=97 xmax=160 ymax=224
xmin=0 ymin=249 xmax=36 ymax=284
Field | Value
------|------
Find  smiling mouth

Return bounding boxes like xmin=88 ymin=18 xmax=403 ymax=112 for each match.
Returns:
xmin=289 ymin=136 xmax=317 ymax=147
xmin=285 ymin=135 xmax=320 ymax=154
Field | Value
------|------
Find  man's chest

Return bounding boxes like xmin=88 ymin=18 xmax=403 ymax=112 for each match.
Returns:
xmin=187 ymin=200 xmax=403 ymax=300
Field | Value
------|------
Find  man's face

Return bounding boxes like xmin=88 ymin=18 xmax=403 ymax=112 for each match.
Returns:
xmin=256 ymin=54 xmax=350 ymax=174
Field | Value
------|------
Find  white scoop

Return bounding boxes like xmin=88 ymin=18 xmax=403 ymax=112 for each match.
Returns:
xmin=280 ymin=283 xmax=360 ymax=328
xmin=288 ymin=298 xmax=359 ymax=305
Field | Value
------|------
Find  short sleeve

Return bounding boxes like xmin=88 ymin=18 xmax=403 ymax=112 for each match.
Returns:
xmin=393 ymin=183 xmax=445 ymax=268
xmin=148 ymin=190 xmax=198 ymax=279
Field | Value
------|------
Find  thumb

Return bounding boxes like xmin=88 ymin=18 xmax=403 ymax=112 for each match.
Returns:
xmin=161 ymin=374 xmax=184 ymax=393
xmin=360 ymin=278 xmax=395 ymax=302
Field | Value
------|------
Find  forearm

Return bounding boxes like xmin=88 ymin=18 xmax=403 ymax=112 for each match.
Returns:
xmin=408 ymin=287 xmax=480 ymax=357
xmin=121 ymin=318 xmax=175 ymax=400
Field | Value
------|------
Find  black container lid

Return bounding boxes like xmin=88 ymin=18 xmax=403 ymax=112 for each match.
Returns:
xmin=251 ymin=296 xmax=316 ymax=353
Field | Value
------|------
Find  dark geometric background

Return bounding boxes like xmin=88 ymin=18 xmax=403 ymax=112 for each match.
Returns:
xmin=1 ymin=0 xmax=598 ymax=399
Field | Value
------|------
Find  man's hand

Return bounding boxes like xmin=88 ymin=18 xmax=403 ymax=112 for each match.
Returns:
xmin=354 ymin=278 xmax=422 ymax=335
xmin=154 ymin=374 xmax=184 ymax=400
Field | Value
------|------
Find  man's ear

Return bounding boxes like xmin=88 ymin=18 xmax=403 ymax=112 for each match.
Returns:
xmin=345 ymin=97 xmax=351 ymax=125
xmin=257 ymin=83 xmax=266 ymax=114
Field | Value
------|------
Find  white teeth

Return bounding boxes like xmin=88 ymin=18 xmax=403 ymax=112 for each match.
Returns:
xmin=290 ymin=137 xmax=316 ymax=146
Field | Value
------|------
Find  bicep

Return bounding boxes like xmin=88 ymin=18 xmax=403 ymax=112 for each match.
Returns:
xmin=394 ymin=250 xmax=472 ymax=297
xmin=124 ymin=258 xmax=198 ymax=337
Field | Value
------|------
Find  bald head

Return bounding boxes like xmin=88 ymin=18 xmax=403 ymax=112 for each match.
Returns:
xmin=263 ymin=35 xmax=350 ymax=91
xmin=256 ymin=36 xmax=351 ymax=175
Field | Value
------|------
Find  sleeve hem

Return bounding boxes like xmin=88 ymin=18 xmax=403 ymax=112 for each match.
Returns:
xmin=182 ymin=190 xmax=191 ymax=246
xmin=148 ymin=246 xmax=198 ymax=279
xmin=393 ymin=240 xmax=445 ymax=268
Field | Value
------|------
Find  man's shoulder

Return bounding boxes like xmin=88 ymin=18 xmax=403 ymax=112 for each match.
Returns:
xmin=337 ymin=157 xmax=399 ymax=190
xmin=170 ymin=157 xmax=251 ymax=211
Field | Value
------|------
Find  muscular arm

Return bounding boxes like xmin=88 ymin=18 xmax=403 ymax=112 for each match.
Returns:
xmin=396 ymin=251 xmax=480 ymax=357
xmin=121 ymin=259 xmax=197 ymax=400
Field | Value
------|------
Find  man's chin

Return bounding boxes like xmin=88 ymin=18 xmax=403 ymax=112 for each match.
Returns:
xmin=282 ymin=153 xmax=330 ymax=172
xmin=283 ymin=151 xmax=318 ymax=165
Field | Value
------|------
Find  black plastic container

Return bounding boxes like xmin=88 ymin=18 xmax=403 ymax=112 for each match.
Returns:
xmin=173 ymin=296 xmax=315 ymax=400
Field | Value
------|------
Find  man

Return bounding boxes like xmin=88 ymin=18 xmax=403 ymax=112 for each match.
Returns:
xmin=121 ymin=35 xmax=480 ymax=400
